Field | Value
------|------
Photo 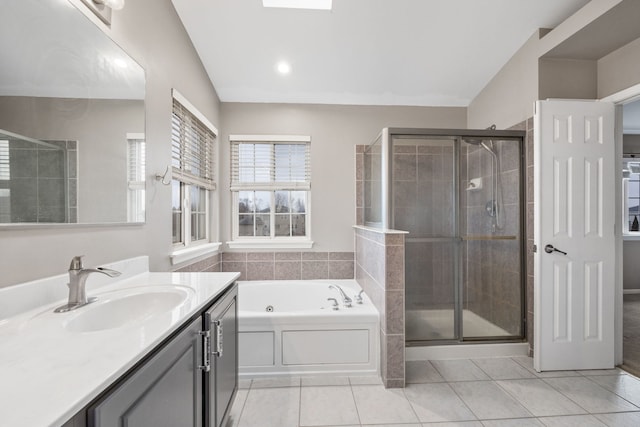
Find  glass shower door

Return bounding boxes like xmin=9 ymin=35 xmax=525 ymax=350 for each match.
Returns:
xmin=393 ymin=136 xmax=458 ymax=342
xmin=460 ymin=137 xmax=524 ymax=339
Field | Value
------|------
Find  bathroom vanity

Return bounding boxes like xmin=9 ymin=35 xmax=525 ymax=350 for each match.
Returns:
xmin=0 ymin=257 xmax=239 ymax=427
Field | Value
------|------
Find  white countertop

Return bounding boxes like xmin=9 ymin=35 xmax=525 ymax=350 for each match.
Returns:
xmin=0 ymin=266 xmax=239 ymax=427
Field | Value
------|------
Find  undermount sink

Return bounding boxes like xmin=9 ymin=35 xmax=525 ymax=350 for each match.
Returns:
xmin=63 ymin=286 xmax=194 ymax=333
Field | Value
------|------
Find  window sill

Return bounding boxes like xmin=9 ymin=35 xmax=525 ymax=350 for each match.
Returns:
xmin=226 ymin=239 xmax=314 ymax=250
xmin=171 ymin=242 xmax=222 ymax=265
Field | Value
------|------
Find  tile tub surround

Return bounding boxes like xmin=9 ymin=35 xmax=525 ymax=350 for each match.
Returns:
xmin=220 ymin=251 xmax=355 ymax=281
xmin=355 ymin=225 xmax=406 ymax=388
xmin=0 ymin=257 xmax=240 ymax=427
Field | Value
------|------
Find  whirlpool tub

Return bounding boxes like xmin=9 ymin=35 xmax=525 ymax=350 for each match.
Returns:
xmin=237 ymin=280 xmax=379 ymax=378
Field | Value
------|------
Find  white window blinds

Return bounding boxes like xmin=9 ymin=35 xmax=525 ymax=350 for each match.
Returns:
xmin=230 ymin=136 xmax=311 ymax=191
xmin=0 ymin=140 xmax=9 ymax=181
xmin=171 ymin=97 xmax=217 ymax=190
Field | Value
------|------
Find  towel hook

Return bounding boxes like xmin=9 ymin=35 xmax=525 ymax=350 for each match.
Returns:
xmin=155 ymin=166 xmax=171 ymax=185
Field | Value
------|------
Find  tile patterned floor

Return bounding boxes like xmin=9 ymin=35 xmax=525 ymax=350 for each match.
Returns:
xmin=225 ymin=357 xmax=640 ymax=427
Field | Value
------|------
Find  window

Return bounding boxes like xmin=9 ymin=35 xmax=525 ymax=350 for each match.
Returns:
xmin=127 ymin=133 xmax=145 ymax=222
xmin=230 ymin=135 xmax=312 ymax=248
xmin=171 ymin=90 xmax=218 ymax=257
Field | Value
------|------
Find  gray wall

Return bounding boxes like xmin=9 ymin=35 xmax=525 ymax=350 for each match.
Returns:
xmin=0 ymin=0 xmax=221 ymax=287
xmin=220 ymin=103 xmax=467 ymax=252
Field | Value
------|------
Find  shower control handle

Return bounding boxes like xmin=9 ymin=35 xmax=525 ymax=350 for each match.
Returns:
xmin=544 ymin=244 xmax=567 ymax=255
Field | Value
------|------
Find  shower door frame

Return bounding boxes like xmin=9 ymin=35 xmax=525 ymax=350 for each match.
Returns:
xmin=382 ymin=127 xmax=527 ymax=346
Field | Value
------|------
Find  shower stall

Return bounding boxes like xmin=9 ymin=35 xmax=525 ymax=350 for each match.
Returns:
xmin=364 ymin=128 xmax=526 ymax=345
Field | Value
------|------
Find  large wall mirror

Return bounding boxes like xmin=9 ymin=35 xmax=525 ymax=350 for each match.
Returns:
xmin=0 ymin=0 xmax=145 ymax=225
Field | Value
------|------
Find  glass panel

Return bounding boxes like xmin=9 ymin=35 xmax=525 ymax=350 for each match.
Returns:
xmin=238 ymin=191 xmax=252 ymax=213
xmin=291 ymin=191 xmax=306 ymax=213
xmin=171 ymin=180 xmax=182 ymax=244
xmin=254 ymin=191 xmax=271 ymax=214
xmin=292 ymin=214 xmax=306 ymax=236
xmin=461 ymin=138 xmax=522 ymax=339
xmin=238 ymin=214 xmax=254 ymax=236
xmin=364 ymin=136 xmax=382 ymax=225
xmin=395 ymin=137 xmax=457 ymax=342
xmin=275 ymin=214 xmax=290 ymax=236
xmin=275 ymin=191 xmax=290 ymax=213
xmin=255 ymin=214 xmax=270 ymax=236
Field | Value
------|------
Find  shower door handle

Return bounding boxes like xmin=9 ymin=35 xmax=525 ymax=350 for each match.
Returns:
xmin=544 ymin=244 xmax=567 ymax=255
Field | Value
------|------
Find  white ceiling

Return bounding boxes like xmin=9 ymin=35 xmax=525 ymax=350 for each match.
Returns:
xmin=171 ymin=0 xmax=590 ymax=107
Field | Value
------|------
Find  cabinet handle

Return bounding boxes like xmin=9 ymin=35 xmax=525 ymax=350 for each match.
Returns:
xmin=198 ymin=330 xmax=211 ymax=372
xmin=212 ymin=320 xmax=223 ymax=358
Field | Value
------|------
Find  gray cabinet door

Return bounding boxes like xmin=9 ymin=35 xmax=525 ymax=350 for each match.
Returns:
xmin=205 ymin=285 xmax=238 ymax=427
xmin=89 ymin=317 xmax=203 ymax=427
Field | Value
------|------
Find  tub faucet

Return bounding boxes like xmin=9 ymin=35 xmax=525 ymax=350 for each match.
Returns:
xmin=329 ymin=284 xmax=352 ymax=307
xmin=54 ymin=256 xmax=122 ymax=313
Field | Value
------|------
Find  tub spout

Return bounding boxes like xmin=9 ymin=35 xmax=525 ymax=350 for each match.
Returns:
xmin=329 ymin=284 xmax=352 ymax=307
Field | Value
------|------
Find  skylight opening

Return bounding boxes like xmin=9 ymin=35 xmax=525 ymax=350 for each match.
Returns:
xmin=262 ymin=0 xmax=332 ymax=11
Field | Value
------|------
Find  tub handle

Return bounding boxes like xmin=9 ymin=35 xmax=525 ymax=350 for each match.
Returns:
xmin=355 ymin=290 xmax=365 ymax=304
xmin=327 ymin=298 xmax=339 ymax=310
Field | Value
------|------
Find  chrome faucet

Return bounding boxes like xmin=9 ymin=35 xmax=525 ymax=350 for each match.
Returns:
xmin=54 ymin=256 xmax=121 ymax=313
xmin=328 ymin=284 xmax=352 ymax=307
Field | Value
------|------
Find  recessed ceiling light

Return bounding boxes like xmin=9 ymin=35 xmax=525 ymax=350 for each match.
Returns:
xmin=263 ymin=0 xmax=332 ymax=11
xmin=277 ymin=62 xmax=291 ymax=75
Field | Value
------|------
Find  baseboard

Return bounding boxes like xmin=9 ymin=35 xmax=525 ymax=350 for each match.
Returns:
xmin=405 ymin=342 xmax=529 ymax=361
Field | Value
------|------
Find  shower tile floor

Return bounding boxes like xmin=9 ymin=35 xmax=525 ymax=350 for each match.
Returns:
xmin=226 ymin=357 xmax=640 ymax=427
xmin=406 ymin=309 xmax=512 ymax=340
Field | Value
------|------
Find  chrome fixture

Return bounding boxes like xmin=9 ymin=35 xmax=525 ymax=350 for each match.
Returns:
xmin=79 ymin=0 xmax=125 ymax=26
xmin=54 ymin=256 xmax=121 ymax=313
xmin=328 ymin=284 xmax=352 ymax=307
xmin=327 ymin=298 xmax=339 ymax=310
xmin=354 ymin=290 xmax=365 ymax=304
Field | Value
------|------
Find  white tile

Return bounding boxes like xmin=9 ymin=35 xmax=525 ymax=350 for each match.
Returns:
xmin=299 ymin=386 xmax=359 ymax=426
xmin=349 ymin=375 xmax=383 ymax=385
xmin=419 ymin=422 xmax=483 ymax=427
xmin=238 ymin=379 xmax=252 ymax=389
xmin=538 ymin=414 xmax=607 ymax=427
xmin=223 ymin=389 xmax=248 ymax=427
xmin=472 ymin=358 xmax=537 ymax=380
xmin=544 ymin=377 xmax=640 ymax=413
xmin=361 ymin=424 xmax=421 ymax=427
xmin=481 ymin=419 xmax=544 ymax=427
xmin=496 ymin=379 xmax=586 ymax=417
xmin=449 ymin=381 xmax=531 ymax=420
xmin=578 ymin=368 xmax=625 ymax=377
xmin=301 ymin=376 xmax=350 ymax=386
xmin=594 ymin=412 xmax=640 ymax=427
xmin=403 ymin=383 xmax=477 ymax=423
xmin=406 ymin=360 xmax=445 ymax=383
xmin=430 ymin=360 xmax=490 ymax=382
xmin=238 ymin=387 xmax=300 ymax=427
xmin=351 ymin=385 xmax=420 ymax=425
xmin=250 ymin=376 xmax=301 ymax=388
xmin=587 ymin=374 xmax=640 ymax=407
xmin=511 ymin=356 xmax=580 ymax=378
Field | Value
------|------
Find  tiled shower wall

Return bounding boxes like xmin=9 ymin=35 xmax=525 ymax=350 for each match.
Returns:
xmin=354 ymin=226 xmax=405 ymax=388
xmin=174 ymin=251 xmax=355 ymax=281
xmin=1 ymin=140 xmax=77 ymax=223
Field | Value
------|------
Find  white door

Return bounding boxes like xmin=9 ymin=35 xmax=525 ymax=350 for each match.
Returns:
xmin=534 ymin=99 xmax=616 ymax=371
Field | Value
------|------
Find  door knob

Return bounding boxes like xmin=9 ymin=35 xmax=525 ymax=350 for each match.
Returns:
xmin=544 ymin=244 xmax=567 ymax=255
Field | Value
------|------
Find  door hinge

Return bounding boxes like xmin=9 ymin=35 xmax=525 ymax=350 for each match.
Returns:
xmin=198 ymin=330 xmax=211 ymax=372
xmin=533 ymin=244 xmax=537 ymax=253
